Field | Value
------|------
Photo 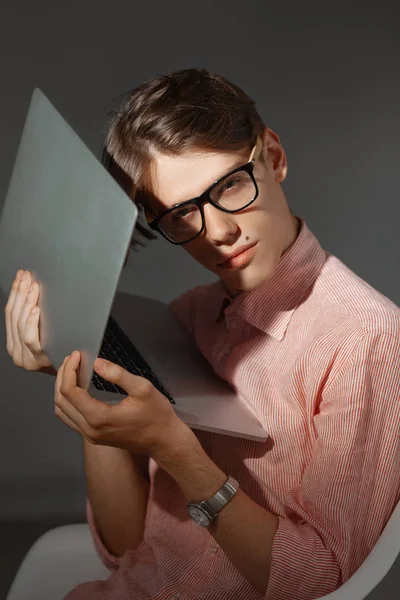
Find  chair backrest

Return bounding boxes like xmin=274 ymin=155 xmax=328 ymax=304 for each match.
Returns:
xmin=315 ymin=498 xmax=400 ymax=600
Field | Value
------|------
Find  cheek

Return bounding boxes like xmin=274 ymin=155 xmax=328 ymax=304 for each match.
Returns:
xmin=182 ymin=239 xmax=210 ymax=265
xmin=183 ymin=237 xmax=225 ymax=272
xmin=260 ymin=177 xmax=284 ymax=212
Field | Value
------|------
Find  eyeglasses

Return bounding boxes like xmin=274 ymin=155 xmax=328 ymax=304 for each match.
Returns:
xmin=146 ymin=137 xmax=263 ymax=245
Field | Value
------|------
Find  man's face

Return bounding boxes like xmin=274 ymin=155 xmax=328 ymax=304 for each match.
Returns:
xmin=145 ymin=128 xmax=299 ymax=297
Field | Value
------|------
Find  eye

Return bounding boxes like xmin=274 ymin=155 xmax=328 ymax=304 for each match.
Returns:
xmin=214 ymin=172 xmax=248 ymax=197
xmin=172 ymin=205 xmax=197 ymax=221
xmin=222 ymin=178 xmax=240 ymax=191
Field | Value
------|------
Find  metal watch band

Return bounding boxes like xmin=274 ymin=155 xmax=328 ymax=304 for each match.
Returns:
xmin=201 ymin=476 xmax=239 ymax=516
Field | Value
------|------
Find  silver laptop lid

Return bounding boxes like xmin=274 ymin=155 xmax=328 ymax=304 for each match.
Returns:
xmin=0 ymin=88 xmax=138 ymax=389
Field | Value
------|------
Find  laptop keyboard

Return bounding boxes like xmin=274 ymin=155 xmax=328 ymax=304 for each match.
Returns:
xmin=91 ymin=314 xmax=175 ymax=404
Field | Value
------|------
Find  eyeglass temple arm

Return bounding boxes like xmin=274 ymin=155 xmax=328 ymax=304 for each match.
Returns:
xmin=249 ymin=136 xmax=263 ymax=162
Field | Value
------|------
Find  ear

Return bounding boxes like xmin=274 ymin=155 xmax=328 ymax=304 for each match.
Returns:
xmin=260 ymin=127 xmax=288 ymax=183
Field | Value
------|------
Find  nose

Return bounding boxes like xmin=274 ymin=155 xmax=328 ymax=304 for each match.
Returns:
xmin=203 ymin=202 xmax=238 ymax=243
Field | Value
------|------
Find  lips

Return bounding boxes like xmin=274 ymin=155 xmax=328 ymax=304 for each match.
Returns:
xmin=217 ymin=242 xmax=257 ymax=265
xmin=217 ymin=242 xmax=258 ymax=269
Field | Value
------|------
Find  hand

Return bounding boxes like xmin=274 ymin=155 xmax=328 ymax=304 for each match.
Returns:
xmin=5 ymin=270 xmax=53 ymax=372
xmin=55 ymin=350 xmax=192 ymax=459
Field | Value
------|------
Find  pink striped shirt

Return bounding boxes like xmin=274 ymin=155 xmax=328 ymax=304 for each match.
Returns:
xmin=65 ymin=216 xmax=400 ymax=600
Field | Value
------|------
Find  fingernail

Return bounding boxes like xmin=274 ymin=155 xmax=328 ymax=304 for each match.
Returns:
xmin=94 ymin=358 xmax=107 ymax=369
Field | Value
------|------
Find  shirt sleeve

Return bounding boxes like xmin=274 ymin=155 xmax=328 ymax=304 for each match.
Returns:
xmin=265 ymin=330 xmax=400 ymax=600
xmin=86 ymin=498 xmax=124 ymax=571
xmin=85 ymin=287 xmax=204 ymax=573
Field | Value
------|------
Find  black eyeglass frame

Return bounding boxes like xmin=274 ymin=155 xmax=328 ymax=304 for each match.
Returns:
xmin=146 ymin=138 xmax=263 ymax=245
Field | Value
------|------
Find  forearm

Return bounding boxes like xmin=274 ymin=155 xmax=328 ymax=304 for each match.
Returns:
xmin=83 ymin=438 xmax=150 ymax=557
xmin=156 ymin=427 xmax=278 ymax=595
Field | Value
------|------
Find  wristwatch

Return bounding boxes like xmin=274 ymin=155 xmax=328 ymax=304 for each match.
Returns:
xmin=187 ymin=476 xmax=239 ymax=527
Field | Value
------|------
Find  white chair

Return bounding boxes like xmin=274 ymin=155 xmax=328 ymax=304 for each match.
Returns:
xmin=5 ymin=523 xmax=110 ymax=600
xmin=6 ymin=500 xmax=400 ymax=600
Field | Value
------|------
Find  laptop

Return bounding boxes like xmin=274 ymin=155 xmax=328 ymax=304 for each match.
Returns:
xmin=0 ymin=88 xmax=268 ymax=442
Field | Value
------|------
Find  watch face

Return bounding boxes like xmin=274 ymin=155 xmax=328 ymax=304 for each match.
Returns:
xmin=188 ymin=505 xmax=211 ymax=527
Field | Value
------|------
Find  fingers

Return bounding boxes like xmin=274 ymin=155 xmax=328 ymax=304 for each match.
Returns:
xmin=12 ymin=271 xmax=33 ymax=358
xmin=55 ymin=402 xmax=85 ymax=436
xmin=56 ymin=352 xmax=110 ymax=430
xmin=5 ymin=270 xmax=23 ymax=356
xmin=94 ymin=359 xmax=152 ymax=398
xmin=22 ymin=282 xmax=42 ymax=353
xmin=55 ymin=400 xmax=95 ymax=444
xmin=5 ymin=270 xmax=40 ymax=365
xmin=5 ymin=270 xmax=54 ymax=372
xmin=55 ymin=355 xmax=90 ymax=431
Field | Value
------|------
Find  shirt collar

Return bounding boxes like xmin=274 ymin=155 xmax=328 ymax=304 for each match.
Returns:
xmin=214 ymin=216 xmax=327 ymax=340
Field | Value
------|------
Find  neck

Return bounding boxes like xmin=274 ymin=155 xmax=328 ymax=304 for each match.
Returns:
xmin=221 ymin=214 xmax=301 ymax=299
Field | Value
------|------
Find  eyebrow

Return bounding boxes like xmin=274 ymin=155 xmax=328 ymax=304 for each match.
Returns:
xmin=149 ymin=157 xmax=249 ymax=215
xmin=210 ymin=157 xmax=249 ymax=187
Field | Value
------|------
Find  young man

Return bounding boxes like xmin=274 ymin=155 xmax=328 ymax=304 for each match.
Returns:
xmin=6 ymin=69 xmax=399 ymax=600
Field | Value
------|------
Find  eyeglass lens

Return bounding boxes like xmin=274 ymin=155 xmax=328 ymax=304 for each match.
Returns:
xmin=158 ymin=169 xmax=256 ymax=243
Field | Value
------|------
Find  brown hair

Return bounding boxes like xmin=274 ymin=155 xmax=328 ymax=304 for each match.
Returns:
xmin=102 ymin=68 xmax=265 ymax=252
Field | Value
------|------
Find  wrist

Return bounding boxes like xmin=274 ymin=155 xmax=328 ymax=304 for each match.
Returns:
xmin=188 ymin=475 xmax=240 ymax=528
xmin=154 ymin=424 xmax=227 ymax=503
xmin=151 ymin=417 xmax=195 ymax=468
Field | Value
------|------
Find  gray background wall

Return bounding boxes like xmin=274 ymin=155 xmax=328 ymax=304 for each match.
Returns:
xmin=0 ymin=0 xmax=398 ymax=523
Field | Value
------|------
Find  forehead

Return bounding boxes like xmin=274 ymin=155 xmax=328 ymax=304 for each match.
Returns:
xmin=147 ymin=146 xmax=250 ymax=210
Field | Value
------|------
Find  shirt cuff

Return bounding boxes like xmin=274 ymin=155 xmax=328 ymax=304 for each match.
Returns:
xmin=86 ymin=498 xmax=124 ymax=571
xmin=265 ymin=517 xmax=342 ymax=600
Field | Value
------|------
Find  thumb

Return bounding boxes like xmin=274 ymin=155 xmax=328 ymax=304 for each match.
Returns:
xmin=94 ymin=357 xmax=120 ymax=379
xmin=93 ymin=358 xmax=139 ymax=394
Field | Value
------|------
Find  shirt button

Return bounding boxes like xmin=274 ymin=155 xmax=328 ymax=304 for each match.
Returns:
xmin=210 ymin=546 xmax=218 ymax=554
xmin=169 ymin=595 xmax=181 ymax=600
